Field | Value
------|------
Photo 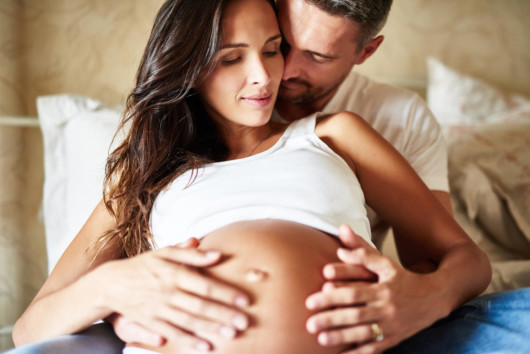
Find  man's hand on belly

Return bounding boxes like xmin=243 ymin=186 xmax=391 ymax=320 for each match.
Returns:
xmin=304 ymin=225 xmax=444 ymax=353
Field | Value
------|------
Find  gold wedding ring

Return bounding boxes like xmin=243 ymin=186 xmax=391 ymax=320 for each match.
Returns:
xmin=371 ymin=322 xmax=384 ymax=342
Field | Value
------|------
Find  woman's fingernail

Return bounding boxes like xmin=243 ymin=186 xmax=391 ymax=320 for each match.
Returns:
xmin=195 ymin=341 xmax=211 ymax=352
xmin=219 ymin=326 xmax=236 ymax=338
xmin=234 ymin=295 xmax=249 ymax=308
xmin=205 ymin=251 xmax=220 ymax=260
xmin=232 ymin=314 xmax=248 ymax=330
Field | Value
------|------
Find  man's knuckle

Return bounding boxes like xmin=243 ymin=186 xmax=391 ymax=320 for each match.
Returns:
xmin=378 ymin=284 xmax=391 ymax=300
xmin=386 ymin=303 xmax=398 ymax=318
xmin=334 ymin=328 xmax=347 ymax=342
xmin=348 ymin=308 xmax=361 ymax=322
xmin=357 ymin=248 xmax=368 ymax=258
xmin=316 ymin=313 xmax=332 ymax=328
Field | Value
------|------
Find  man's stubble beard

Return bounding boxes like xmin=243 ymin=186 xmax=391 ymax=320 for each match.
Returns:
xmin=278 ymin=75 xmax=346 ymax=106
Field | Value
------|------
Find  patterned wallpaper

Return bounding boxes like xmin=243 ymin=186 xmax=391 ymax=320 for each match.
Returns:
xmin=0 ymin=0 xmax=529 ymax=350
xmin=359 ymin=0 xmax=530 ymax=96
xmin=0 ymin=0 xmax=166 ymax=349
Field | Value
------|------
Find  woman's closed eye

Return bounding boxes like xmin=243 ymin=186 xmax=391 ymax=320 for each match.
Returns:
xmin=263 ymin=49 xmax=279 ymax=57
xmin=221 ymin=56 xmax=242 ymax=65
xmin=263 ymin=42 xmax=281 ymax=57
xmin=221 ymin=49 xmax=279 ymax=65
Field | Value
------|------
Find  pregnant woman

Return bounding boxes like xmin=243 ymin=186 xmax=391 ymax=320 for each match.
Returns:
xmin=13 ymin=0 xmax=491 ymax=353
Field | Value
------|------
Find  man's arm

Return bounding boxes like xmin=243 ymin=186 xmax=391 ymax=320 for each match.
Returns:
xmin=306 ymin=112 xmax=491 ymax=353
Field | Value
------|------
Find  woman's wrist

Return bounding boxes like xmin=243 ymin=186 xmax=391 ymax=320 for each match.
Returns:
xmin=79 ymin=261 xmax=119 ymax=317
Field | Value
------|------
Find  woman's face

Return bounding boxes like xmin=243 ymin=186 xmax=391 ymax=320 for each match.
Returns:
xmin=198 ymin=0 xmax=283 ymax=130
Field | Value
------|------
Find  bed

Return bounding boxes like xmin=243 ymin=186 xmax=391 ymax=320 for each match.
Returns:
xmin=423 ymin=58 xmax=530 ymax=293
xmin=1 ymin=1 xmax=529 ymax=351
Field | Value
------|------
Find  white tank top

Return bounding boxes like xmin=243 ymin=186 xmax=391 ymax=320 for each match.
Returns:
xmin=150 ymin=114 xmax=373 ymax=248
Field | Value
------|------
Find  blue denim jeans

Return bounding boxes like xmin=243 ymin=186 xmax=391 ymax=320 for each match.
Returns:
xmin=387 ymin=287 xmax=530 ymax=354
xmin=4 ymin=322 xmax=124 ymax=354
xmin=6 ymin=288 xmax=530 ymax=354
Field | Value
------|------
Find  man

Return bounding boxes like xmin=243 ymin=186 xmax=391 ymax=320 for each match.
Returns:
xmin=275 ymin=0 xmax=451 ymax=249
xmin=272 ymin=0 xmax=475 ymax=351
xmin=272 ymin=2 xmax=527 ymax=354
xmin=9 ymin=0 xmax=528 ymax=353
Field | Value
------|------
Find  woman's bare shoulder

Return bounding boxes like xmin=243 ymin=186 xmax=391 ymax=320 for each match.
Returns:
xmin=315 ymin=111 xmax=372 ymax=138
xmin=315 ymin=111 xmax=381 ymax=151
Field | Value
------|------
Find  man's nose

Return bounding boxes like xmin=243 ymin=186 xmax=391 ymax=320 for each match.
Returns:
xmin=282 ymin=49 xmax=302 ymax=81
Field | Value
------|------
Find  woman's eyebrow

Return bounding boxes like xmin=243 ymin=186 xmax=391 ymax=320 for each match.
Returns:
xmin=220 ymin=34 xmax=282 ymax=50
xmin=266 ymin=34 xmax=282 ymax=43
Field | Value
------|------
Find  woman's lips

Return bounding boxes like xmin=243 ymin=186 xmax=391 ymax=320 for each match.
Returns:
xmin=242 ymin=93 xmax=273 ymax=108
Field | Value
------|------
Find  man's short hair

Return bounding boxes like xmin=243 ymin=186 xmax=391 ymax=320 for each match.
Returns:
xmin=305 ymin=0 xmax=393 ymax=48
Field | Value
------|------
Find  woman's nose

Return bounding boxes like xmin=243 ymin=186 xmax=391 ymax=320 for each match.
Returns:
xmin=248 ymin=57 xmax=272 ymax=86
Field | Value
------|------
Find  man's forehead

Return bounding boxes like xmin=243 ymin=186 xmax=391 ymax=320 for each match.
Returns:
xmin=277 ymin=0 xmax=360 ymax=55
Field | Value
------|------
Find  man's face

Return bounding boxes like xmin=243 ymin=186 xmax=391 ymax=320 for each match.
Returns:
xmin=276 ymin=0 xmax=362 ymax=106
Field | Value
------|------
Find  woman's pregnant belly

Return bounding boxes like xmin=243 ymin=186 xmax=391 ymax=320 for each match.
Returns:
xmin=131 ymin=219 xmax=348 ymax=354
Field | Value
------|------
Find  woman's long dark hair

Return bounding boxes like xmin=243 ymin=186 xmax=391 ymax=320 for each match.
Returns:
xmin=96 ymin=0 xmax=233 ymax=258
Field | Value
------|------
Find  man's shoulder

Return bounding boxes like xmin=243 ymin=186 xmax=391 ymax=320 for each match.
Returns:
xmin=324 ymin=71 xmax=439 ymax=134
xmin=326 ymin=71 xmax=423 ymax=114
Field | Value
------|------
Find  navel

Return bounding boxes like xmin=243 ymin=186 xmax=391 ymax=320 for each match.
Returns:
xmin=245 ymin=268 xmax=268 ymax=282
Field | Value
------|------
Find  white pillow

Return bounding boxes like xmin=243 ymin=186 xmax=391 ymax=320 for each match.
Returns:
xmin=427 ymin=57 xmax=530 ymax=125
xmin=37 ymin=95 xmax=123 ymax=273
xmin=428 ymin=58 xmax=530 ymax=260
xmin=446 ymin=120 xmax=530 ymax=257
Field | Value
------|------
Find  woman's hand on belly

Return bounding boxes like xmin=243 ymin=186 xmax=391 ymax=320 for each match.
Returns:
xmin=111 ymin=237 xmax=213 ymax=347
xmin=100 ymin=242 xmax=251 ymax=352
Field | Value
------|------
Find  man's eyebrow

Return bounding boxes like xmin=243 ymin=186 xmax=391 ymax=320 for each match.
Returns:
xmin=306 ymin=50 xmax=339 ymax=60
xmin=220 ymin=34 xmax=282 ymax=50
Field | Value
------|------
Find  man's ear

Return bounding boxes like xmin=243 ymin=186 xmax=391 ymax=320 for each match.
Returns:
xmin=354 ymin=35 xmax=384 ymax=65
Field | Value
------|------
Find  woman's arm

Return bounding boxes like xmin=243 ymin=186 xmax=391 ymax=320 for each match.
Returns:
xmin=13 ymin=201 xmax=119 ymax=345
xmin=13 ymin=201 xmax=251 ymax=350
xmin=392 ymin=190 xmax=452 ymax=273
xmin=309 ymin=112 xmax=491 ymax=352
xmin=328 ymin=111 xmax=491 ymax=304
